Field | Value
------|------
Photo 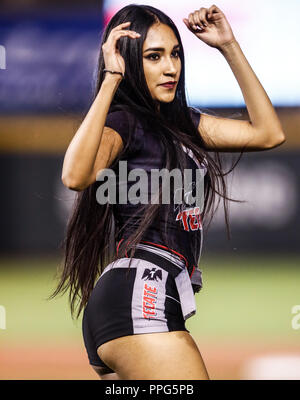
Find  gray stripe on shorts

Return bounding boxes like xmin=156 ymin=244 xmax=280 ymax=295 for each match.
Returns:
xmin=131 ymin=258 xmax=169 ymax=334
xmin=175 ymin=268 xmax=197 ymax=320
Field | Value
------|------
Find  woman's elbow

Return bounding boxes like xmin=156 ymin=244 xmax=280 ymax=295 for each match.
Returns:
xmin=61 ymin=175 xmax=87 ymax=192
xmin=265 ymin=131 xmax=286 ymax=149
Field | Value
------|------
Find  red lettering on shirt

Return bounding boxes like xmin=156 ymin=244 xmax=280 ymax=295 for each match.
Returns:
xmin=176 ymin=207 xmax=202 ymax=231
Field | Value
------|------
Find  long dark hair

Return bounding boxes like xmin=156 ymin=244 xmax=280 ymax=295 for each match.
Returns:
xmin=50 ymin=4 xmax=245 ymax=319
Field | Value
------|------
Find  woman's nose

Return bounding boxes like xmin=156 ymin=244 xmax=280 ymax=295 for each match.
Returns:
xmin=163 ymin=57 xmax=177 ymax=74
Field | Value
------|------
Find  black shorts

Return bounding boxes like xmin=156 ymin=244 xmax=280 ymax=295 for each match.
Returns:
xmin=82 ymin=244 xmax=198 ymax=372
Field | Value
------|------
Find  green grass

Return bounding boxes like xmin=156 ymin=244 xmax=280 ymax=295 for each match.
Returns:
xmin=0 ymin=258 xmax=82 ymax=344
xmin=187 ymin=254 xmax=300 ymax=343
xmin=0 ymin=255 xmax=300 ymax=345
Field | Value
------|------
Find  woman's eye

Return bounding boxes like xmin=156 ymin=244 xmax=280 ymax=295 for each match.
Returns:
xmin=147 ymin=53 xmax=160 ymax=61
xmin=146 ymin=51 xmax=180 ymax=61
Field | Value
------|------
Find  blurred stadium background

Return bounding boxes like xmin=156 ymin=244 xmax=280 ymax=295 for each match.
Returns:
xmin=0 ymin=0 xmax=299 ymax=380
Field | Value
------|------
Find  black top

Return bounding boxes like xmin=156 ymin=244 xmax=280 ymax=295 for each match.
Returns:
xmin=104 ymin=108 xmax=207 ymax=272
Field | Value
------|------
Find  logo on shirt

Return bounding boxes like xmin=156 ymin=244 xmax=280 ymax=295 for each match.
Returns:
xmin=176 ymin=206 xmax=202 ymax=231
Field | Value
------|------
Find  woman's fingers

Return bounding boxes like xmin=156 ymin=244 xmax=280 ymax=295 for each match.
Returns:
xmin=209 ymin=4 xmax=221 ymax=13
xmin=109 ymin=22 xmax=140 ymax=41
xmin=112 ymin=21 xmax=131 ymax=31
xmin=102 ymin=22 xmax=141 ymax=74
xmin=102 ymin=31 xmax=138 ymax=68
xmin=188 ymin=12 xmax=197 ymax=31
xmin=185 ymin=5 xmax=222 ymax=31
xmin=113 ymin=30 xmax=140 ymax=39
xmin=183 ymin=18 xmax=197 ymax=33
xmin=207 ymin=4 xmax=222 ymax=18
xmin=193 ymin=11 xmax=202 ymax=29
xmin=104 ymin=29 xmax=140 ymax=50
xmin=183 ymin=18 xmax=192 ymax=31
xmin=194 ymin=8 xmax=209 ymax=29
xmin=186 ymin=8 xmax=212 ymax=31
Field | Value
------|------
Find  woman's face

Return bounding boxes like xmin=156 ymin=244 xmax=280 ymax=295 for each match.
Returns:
xmin=142 ymin=23 xmax=182 ymax=105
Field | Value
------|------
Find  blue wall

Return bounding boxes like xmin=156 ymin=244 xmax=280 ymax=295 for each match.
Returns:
xmin=0 ymin=10 xmax=103 ymax=113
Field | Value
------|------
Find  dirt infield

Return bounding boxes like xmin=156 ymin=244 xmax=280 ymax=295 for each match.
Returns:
xmin=1 ymin=339 xmax=299 ymax=380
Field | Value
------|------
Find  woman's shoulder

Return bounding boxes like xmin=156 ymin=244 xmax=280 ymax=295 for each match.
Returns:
xmin=106 ymin=108 xmax=138 ymax=126
xmin=105 ymin=108 xmax=145 ymax=155
xmin=188 ymin=106 xmax=202 ymax=128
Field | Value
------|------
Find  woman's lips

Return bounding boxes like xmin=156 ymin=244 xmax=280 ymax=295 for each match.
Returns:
xmin=159 ymin=82 xmax=176 ymax=89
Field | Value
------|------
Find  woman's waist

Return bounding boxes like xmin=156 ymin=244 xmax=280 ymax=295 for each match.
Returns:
xmin=116 ymin=226 xmax=202 ymax=268
xmin=116 ymin=238 xmax=202 ymax=292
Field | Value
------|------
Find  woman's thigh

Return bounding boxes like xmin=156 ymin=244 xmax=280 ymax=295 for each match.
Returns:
xmin=92 ymin=366 xmax=121 ymax=380
xmin=97 ymin=330 xmax=209 ymax=380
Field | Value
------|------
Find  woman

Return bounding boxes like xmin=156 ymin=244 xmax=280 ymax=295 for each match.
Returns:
xmin=51 ymin=4 xmax=285 ymax=380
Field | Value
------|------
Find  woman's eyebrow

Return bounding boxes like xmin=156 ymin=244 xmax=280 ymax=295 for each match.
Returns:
xmin=143 ymin=44 xmax=180 ymax=53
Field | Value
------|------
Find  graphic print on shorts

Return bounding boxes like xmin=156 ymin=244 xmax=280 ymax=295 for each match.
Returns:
xmin=142 ymin=267 xmax=162 ymax=282
xmin=142 ymin=281 xmax=158 ymax=320
xmin=131 ymin=261 xmax=169 ymax=333
xmin=141 ymin=268 xmax=163 ymax=319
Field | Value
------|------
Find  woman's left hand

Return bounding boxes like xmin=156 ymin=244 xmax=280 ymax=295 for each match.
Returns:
xmin=183 ymin=5 xmax=236 ymax=49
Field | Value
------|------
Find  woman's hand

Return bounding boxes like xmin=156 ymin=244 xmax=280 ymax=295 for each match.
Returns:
xmin=183 ymin=5 xmax=236 ymax=50
xmin=102 ymin=22 xmax=141 ymax=78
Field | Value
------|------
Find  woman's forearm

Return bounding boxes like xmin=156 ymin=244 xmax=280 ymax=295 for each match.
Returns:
xmin=218 ymin=40 xmax=285 ymax=143
xmin=61 ymin=74 xmax=121 ymax=189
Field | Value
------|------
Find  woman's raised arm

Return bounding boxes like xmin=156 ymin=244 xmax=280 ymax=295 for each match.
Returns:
xmin=62 ymin=22 xmax=140 ymax=191
xmin=183 ymin=5 xmax=286 ymax=152
xmin=62 ymin=75 xmax=121 ymax=191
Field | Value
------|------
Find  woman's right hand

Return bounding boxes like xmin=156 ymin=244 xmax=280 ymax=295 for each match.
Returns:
xmin=102 ymin=22 xmax=141 ymax=78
